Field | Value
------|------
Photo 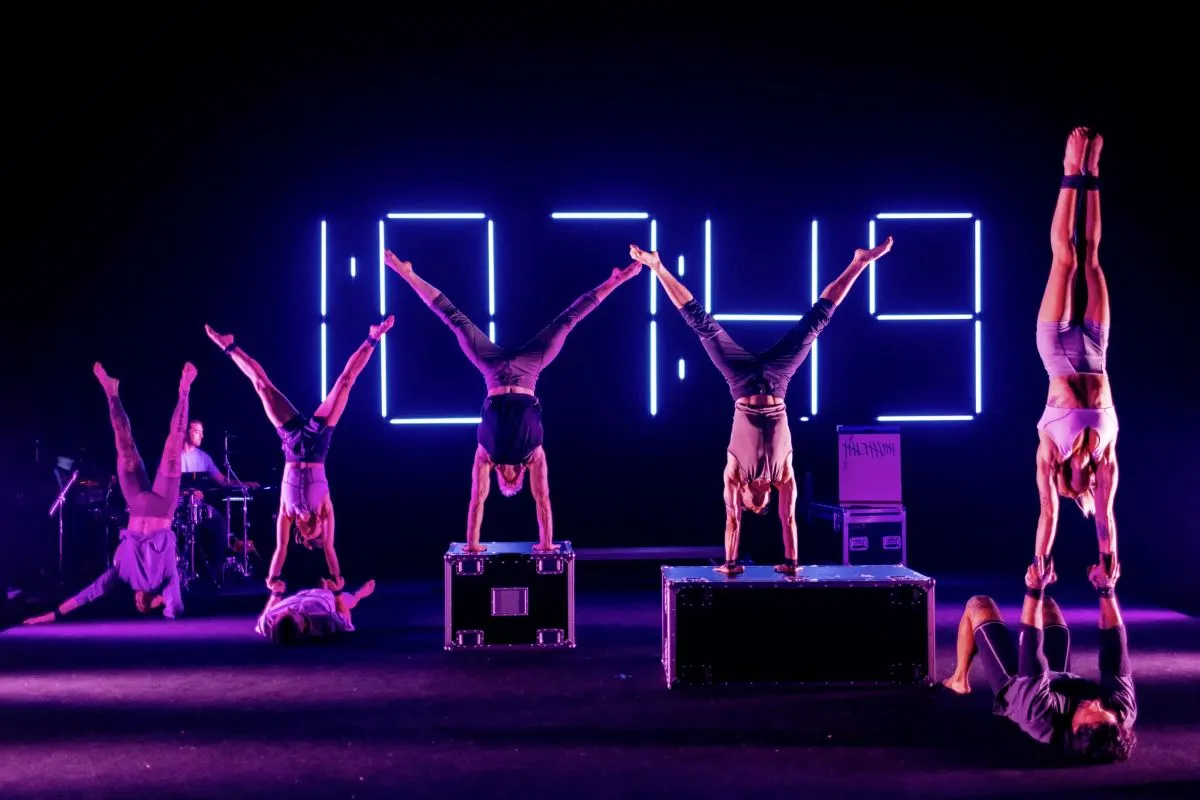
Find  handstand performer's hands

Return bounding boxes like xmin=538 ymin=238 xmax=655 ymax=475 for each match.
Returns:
xmin=629 ymin=244 xmax=663 ymax=271
xmin=1088 ymin=560 xmax=1120 ymax=591
xmin=384 ymin=250 xmax=413 ymax=277
xmin=1025 ymin=559 xmax=1057 ymax=590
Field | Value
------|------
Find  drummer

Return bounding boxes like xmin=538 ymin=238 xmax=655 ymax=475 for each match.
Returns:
xmin=180 ymin=419 xmax=258 ymax=583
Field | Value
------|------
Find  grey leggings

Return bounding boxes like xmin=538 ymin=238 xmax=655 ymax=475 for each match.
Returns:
xmin=429 ymin=290 xmax=601 ymax=391
xmin=679 ymin=298 xmax=836 ymax=400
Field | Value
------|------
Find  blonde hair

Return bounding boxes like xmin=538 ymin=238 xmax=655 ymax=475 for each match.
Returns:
xmin=1058 ymin=458 xmax=1097 ymax=519
xmin=294 ymin=514 xmax=325 ymax=549
xmin=1070 ymin=487 xmax=1097 ymax=518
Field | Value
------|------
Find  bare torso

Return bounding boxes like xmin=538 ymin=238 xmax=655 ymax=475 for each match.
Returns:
xmin=1046 ymin=374 xmax=1113 ymax=409
xmin=125 ymin=515 xmax=174 ymax=534
xmin=488 ymin=386 xmax=535 ymax=397
xmin=284 ymin=461 xmax=327 ymax=472
xmin=741 ymin=394 xmax=783 ymax=407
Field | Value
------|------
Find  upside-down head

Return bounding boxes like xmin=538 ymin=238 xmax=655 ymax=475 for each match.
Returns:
xmin=495 ymin=464 xmax=527 ymax=498
xmin=1056 ymin=447 xmax=1097 ymax=518
xmin=1065 ymin=699 xmax=1136 ymax=764
xmin=294 ymin=512 xmax=328 ymax=549
xmin=271 ymin=610 xmax=308 ymax=646
xmin=134 ymin=590 xmax=163 ymax=614
xmin=740 ymin=482 xmax=772 ymax=515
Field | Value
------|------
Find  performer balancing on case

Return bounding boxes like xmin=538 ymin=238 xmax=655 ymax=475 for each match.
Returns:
xmin=942 ymin=561 xmax=1136 ymax=764
xmin=629 ymin=238 xmax=893 ymax=575
xmin=25 ymin=362 xmax=195 ymax=624
xmin=256 ymin=578 xmax=376 ymax=645
xmin=204 ymin=316 xmax=393 ymax=596
xmin=1032 ymin=126 xmax=1119 ymax=585
xmin=386 ymin=250 xmax=640 ymax=553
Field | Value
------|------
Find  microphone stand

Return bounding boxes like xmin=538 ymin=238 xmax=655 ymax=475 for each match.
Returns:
xmin=222 ymin=433 xmax=253 ymax=581
xmin=48 ymin=469 xmax=79 ymax=583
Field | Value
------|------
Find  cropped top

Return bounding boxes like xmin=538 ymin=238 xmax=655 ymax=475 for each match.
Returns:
xmin=277 ymin=414 xmax=335 ymax=463
xmin=1036 ymin=405 xmax=1119 ymax=459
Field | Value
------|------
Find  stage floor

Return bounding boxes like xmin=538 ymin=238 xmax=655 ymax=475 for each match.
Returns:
xmin=2 ymin=569 xmax=1199 ymax=799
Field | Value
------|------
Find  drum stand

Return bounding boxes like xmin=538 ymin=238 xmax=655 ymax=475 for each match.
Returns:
xmin=173 ymin=494 xmax=203 ymax=592
xmin=221 ymin=436 xmax=256 ymax=584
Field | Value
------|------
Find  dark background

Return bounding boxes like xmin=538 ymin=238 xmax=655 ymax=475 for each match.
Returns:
xmin=4 ymin=14 xmax=1189 ymax=609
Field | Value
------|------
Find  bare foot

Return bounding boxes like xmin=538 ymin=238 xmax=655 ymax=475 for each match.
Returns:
xmin=384 ymin=251 xmax=412 ymax=276
xmin=355 ymin=579 xmax=376 ymax=599
xmin=942 ymin=674 xmax=971 ymax=695
xmin=463 ymin=544 xmax=487 ymax=553
xmin=1085 ymin=132 xmax=1103 ymax=176
xmin=629 ymin=244 xmax=662 ymax=270
xmin=370 ymin=315 xmax=395 ymax=340
xmin=1064 ymin=126 xmax=1089 ymax=175
xmin=205 ymin=324 xmax=234 ymax=351
xmin=532 ymin=542 xmax=562 ymax=553
xmin=854 ymin=235 xmax=894 ymax=265
xmin=715 ymin=563 xmax=744 ymax=576
xmin=93 ymin=362 xmax=119 ymax=395
xmin=180 ymin=362 xmax=197 ymax=392
xmin=775 ymin=563 xmax=797 ymax=576
xmin=611 ymin=261 xmax=642 ymax=283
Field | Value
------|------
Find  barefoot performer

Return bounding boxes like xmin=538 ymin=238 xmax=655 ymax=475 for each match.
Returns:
xmin=385 ymin=250 xmax=640 ymax=552
xmin=941 ymin=562 xmax=1136 ymax=764
xmin=256 ymin=578 xmax=376 ymax=645
xmin=205 ymin=317 xmax=394 ymax=595
xmin=630 ymin=238 xmax=893 ymax=575
xmin=1033 ymin=127 xmax=1118 ymax=581
xmin=24 ymin=362 xmax=195 ymax=624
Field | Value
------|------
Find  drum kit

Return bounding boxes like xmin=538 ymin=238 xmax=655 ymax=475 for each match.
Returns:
xmin=173 ymin=473 xmax=270 ymax=591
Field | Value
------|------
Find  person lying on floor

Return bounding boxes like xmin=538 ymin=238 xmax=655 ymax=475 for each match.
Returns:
xmin=942 ymin=559 xmax=1136 ymax=763
xmin=255 ymin=578 xmax=375 ymax=645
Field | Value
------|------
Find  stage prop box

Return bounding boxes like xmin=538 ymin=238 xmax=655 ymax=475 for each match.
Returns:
xmin=661 ymin=564 xmax=934 ymax=688
xmin=805 ymin=503 xmax=908 ymax=566
xmin=444 ymin=541 xmax=575 ymax=649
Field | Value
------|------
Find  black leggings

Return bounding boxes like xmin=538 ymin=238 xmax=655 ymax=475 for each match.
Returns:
xmin=973 ymin=621 xmax=1071 ymax=696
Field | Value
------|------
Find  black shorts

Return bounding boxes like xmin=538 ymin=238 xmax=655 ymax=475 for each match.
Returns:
xmin=973 ymin=621 xmax=1071 ymax=696
xmin=478 ymin=394 xmax=544 ymax=466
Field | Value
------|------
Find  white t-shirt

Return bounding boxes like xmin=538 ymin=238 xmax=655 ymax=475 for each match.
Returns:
xmin=181 ymin=447 xmax=221 ymax=477
xmin=256 ymin=589 xmax=353 ymax=639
